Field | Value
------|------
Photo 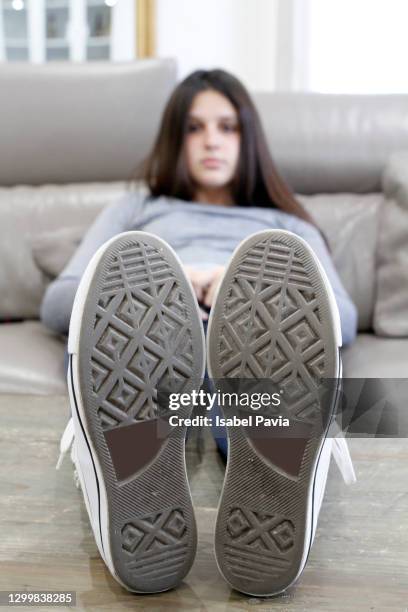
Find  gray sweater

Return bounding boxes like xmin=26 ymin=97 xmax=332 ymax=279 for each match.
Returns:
xmin=40 ymin=191 xmax=358 ymax=345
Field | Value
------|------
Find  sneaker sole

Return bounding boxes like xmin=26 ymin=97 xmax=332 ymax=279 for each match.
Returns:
xmin=207 ymin=229 xmax=341 ymax=596
xmin=68 ymin=231 xmax=205 ymax=593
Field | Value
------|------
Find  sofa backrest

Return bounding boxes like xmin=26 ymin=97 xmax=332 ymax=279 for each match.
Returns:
xmin=0 ymin=59 xmax=177 ymax=186
xmin=254 ymin=92 xmax=408 ymax=194
xmin=2 ymin=61 xmax=408 ymax=193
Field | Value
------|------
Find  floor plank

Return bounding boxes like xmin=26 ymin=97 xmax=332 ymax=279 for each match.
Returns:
xmin=0 ymin=394 xmax=407 ymax=611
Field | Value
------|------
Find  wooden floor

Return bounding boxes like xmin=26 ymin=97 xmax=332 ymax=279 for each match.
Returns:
xmin=0 ymin=394 xmax=407 ymax=611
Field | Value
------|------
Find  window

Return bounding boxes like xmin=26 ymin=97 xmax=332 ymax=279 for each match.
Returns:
xmin=0 ymin=0 xmax=136 ymax=62
xmin=307 ymin=0 xmax=408 ymax=93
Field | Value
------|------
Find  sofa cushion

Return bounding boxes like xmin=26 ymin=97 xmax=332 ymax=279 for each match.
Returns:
xmin=32 ymin=226 xmax=84 ymax=279
xmin=1 ymin=182 xmax=380 ymax=329
xmin=341 ymin=333 xmax=408 ymax=378
xmin=374 ymin=152 xmax=408 ymax=336
xmin=0 ymin=321 xmax=66 ymax=395
xmin=1 ymin=326 xmax=405 ymax=396
xmin=0 ymin=182 xmax=128 ymax=319
xmin=300 ymin=193 xmax=382 ymax=331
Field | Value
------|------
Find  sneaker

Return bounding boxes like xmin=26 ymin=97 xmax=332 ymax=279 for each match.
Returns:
xmin=207 ymin=229 xmax=356 ymax=597
xmin=61 ymin=231 xmax=205 ymax=593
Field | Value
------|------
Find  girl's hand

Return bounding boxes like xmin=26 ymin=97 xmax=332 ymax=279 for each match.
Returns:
xmin=202 ymin=266 xmax=225 ymax=309
xmin=183 ymin=265 xmax=225 ymax=320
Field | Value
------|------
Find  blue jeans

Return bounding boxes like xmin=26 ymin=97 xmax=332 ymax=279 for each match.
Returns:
xmin=202 ymin=320 xmax=228 ymax=457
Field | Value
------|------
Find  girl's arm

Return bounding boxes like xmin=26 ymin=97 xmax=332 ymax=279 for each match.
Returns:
xmin=40 ymin=193 xmax=143 ymax=335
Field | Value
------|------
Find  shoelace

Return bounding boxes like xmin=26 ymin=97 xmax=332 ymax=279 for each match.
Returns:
xmin=56 ymin=418 xmax=80 ymax=488
xmin=55 ymin=417 xmax=357 ymax=485
xmin=331 ymin=435 xmax=357 ymax=484
xmin=56 ymin=418 xmax=74 ymax=470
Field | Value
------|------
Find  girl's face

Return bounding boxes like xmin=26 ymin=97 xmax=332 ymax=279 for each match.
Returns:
xmin=184 ymin=90 xmax=241 ymax=201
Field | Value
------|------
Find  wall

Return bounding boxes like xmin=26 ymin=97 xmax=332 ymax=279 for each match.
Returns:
xmin=156 ymin=0 xmax=279 ymax=91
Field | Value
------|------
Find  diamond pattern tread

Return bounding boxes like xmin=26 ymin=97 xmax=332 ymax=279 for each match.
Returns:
xmin=207 ymin=230 xmax=339 ymax=596
xmin=76 ymin=233 xmax=205 ymax=593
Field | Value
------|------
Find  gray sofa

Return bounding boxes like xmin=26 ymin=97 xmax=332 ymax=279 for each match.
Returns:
xmin=1 ymin=59 xmax=408 ymax=395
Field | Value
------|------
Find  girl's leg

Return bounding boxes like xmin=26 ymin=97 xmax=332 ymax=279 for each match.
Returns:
xmin=63 ymin=343 xmax=69 ymax=377
xmin=202 ymin=318 xmax=228 ymax=458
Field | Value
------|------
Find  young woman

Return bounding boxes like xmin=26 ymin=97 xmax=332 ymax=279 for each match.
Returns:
xmin=41 ymin=68 xmax=357 ymax=343
xmin=46 ymin=69 xmax=358 ymax=598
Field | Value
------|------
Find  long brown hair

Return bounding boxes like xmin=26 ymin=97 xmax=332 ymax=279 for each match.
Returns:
xmin=137 ymin=69 xmax=315 ymax=226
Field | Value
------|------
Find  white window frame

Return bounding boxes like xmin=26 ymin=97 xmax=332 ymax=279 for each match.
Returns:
xmin=0 ymin=0 xmax=136 ymax=63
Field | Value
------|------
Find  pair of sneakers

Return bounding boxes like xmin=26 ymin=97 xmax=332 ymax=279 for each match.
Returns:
xmin=57 ymin=229 xmax=356 ymax=597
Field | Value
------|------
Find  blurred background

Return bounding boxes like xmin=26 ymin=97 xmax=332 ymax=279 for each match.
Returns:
xmin=1 ymin=0 xmax=408 ymax=93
